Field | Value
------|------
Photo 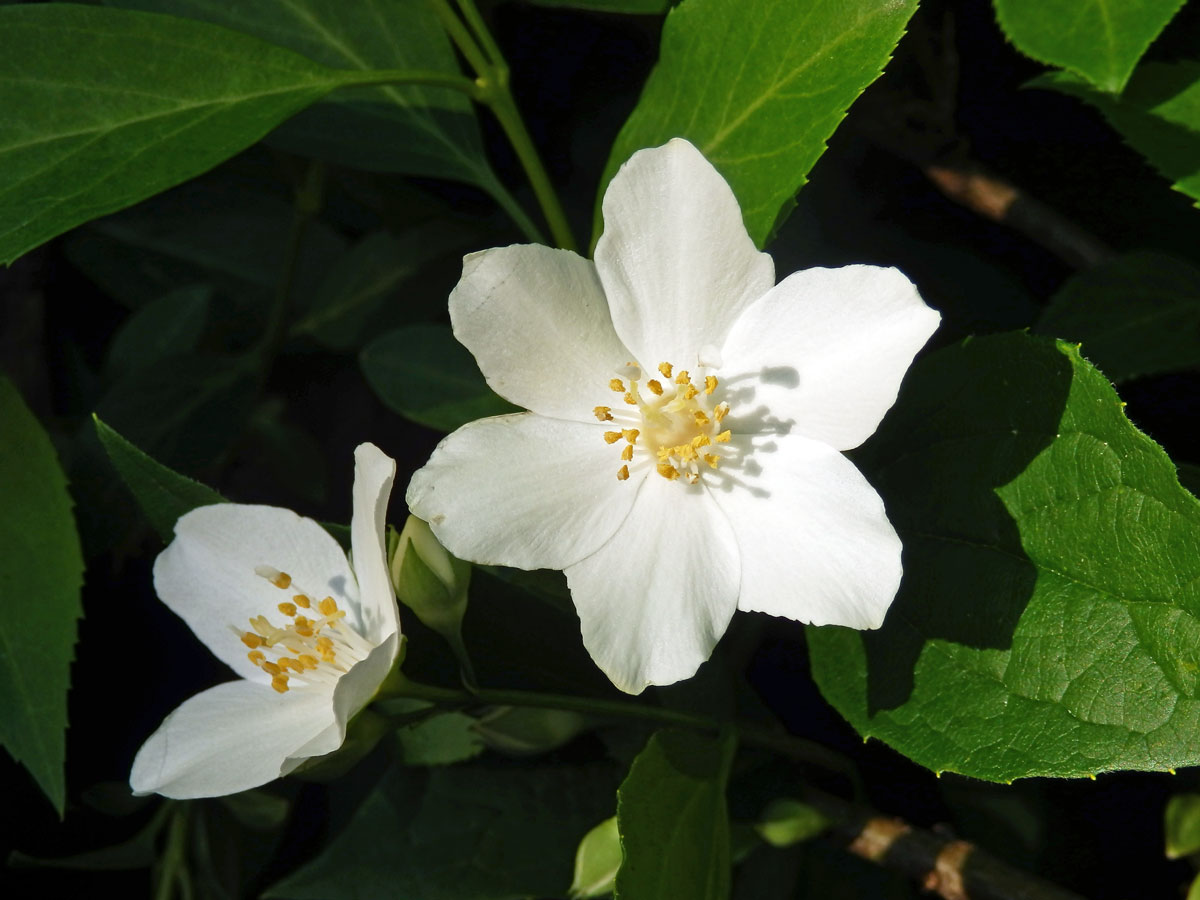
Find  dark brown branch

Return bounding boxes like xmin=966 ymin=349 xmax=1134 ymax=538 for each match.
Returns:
xmin=801 ymin=788 xmax=1085 ymax=900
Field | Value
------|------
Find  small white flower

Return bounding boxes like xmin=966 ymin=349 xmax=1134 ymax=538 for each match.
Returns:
xmin=131 ymin=444 xmax=401 ymax=798
xmin=407 ymin=139 xmax=940 ymax=694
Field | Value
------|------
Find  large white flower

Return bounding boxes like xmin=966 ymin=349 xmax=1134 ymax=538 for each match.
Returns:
xmin=406 ymin=139 xmax=939 ymax=694
xmin=131 ymin=443 xmax=401 ymax=798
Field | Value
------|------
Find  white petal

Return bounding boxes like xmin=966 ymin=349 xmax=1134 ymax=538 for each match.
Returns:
xmin=130 ymin=680 xmax=336 ymax=799
xmin=709 ymin=433 xmax=902 ymax=629
xmin=594 ymin=139 xmax=774 ymax=370
xmin=449 ymin=245 xmax=633 ymax=422
xmin=351 ymin=443 xmax=400 ymax=645
xmin=154 ymin=505 xmax=358 ymax=682
xmin=720 ymin=265 xmax=940 ymax=450
xmin=406 ymin=413 xmax=640 ymax=570
xmin=565 ymin=475 xmax=740 ymax=694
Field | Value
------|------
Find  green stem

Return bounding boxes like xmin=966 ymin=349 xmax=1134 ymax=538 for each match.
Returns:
xmin=154 ymin=805 xmax=191 ymax=900
xmin=383 ymin=678 xmax=854 ymax=780
xmin=427 ymin=0 xmax=578 ymax=250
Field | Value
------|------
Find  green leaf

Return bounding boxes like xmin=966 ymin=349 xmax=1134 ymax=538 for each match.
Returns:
xmin=808 ymin=332 xmax=1200 ymax=781
xmin=0 ymin=378 xmax=83 ymax=814
xmin=1165 ymin=793 xmax=1200 ymax=858
xmin=570 ymin=816 xmax=621 ymax=899
xmin=0 ymin=3 xmax=381 ymax=264
xmin=291 ymin=226 xmax=469 ymax=351
xmin=1035 ymin=63 xmax=1200 ymax=206
xmin=265 ymin=761 xmax=617 ymax=900
xmin=113 ymin=0 xmax=531 ymax=231
xmin=1035 ymin=252 xmax=1200 ymax=382
xmin=1191 ymin=873 xmax=1200 ymax=900
xmin=93 ymin=414 xmax=225 ymax=541
xmin=616 ymin=729 xmax=737 ymax=900
xmin=993 ymin=0 xmax=1183 ymax=93
xmin=595 ymin=0 xmax=917 ymax=248
xmin=395 ymin=711 xmax=485 ymax=766
xmin=360 ymin=324 xmax=520 ymax=432
xmin=105 ymin=284 xmax=212 ymax=377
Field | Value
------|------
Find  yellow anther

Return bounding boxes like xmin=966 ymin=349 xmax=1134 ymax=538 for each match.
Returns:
xmin=617 ymin=465 xmax=630 ymax=481
xmin=604 ymin=431 xmax=622 ymax=444
xmin=624 ymin=392 xmax=637 ymax=405
xmin=316 ymin=636 xmax=333 ymax=651
xmin=278 ymin=658 xmax=298 ymax=672
xmin=683 ymin=385 xmax=699 ymax=400
xmin=693 ymin=410 xmax=710 ymax=426
xmin=715 ymin=403 xmax=729 ymax=422
xmin=318 ymin=597 xmax=339 ymax=617
xmin=678 ymin=444 xmax=698 ymax=462
xmin=298 ymin=654 xmax=318 ymax=669
xmin=295 ymin=625 xmax=314 ymax=638
xmin=704 ymin=454 xmax=720 ymax=468
xmin=261 ymin=661 xmax=282 ymax=676
xmin=647 ymin=379 xmax=663 ymax=395
xmin=687 ymin=473 xmax=700 ymax=485
xmin=594 ymin=406 xmax=614 ymax=421
xmin=715 ymin=430 xmax=731 ymax=443
xmin=657 ymin=462 xmax=681 ymax=480
xmin=705 ymin=375 xmax=718 ymax=395
xmin=271 ymin=675 xmax=290 ymax=694
xmin=241 ymin=632 xmax=264 ymax=649
xmin=622 ymin=428 xmax=640 ymax=444
xmin=277 ymin=602 xmax=297 ymax=618
xmin=675 ymin=370 xmax=690 ymax=385
xmin=271 ymin=571 xmax=292 ymax=589
xmin=621 ymin=444 xmax=634 ymax=461
xmin=658 ymin=362 xmax=673 ymax=378
xmin=657 ymin=447 xmax=671 ymax=460
xmin=247 ymin=650 xmax=265 ymax=665
xmin=692 ymin=434 xmax=711 ymax=448
xmin=610 ymin=378 xmax=625 ymax=392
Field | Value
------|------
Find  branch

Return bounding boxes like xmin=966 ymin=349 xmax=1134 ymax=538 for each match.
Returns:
xmin=801 ymin=787 xmax=1085 ymax=900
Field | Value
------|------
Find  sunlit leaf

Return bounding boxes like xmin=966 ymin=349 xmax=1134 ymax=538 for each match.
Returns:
xmin=595 ymin=0 xmax=917 ymax=248
xmin=1036 ymin=252 xmax=1200 ymax=382
xmin=616 ymin=729 xmax=737 ymax=900
xmin=0 ymin=378 xmax=83 ymax=814
xmin=809 ymin=332 xmax=1200 ymax=781
xmin=1166 ymin=793 xmax=1200 ymax=858
xmin=993 ymin=0 xmax=1184 ymax=93
xmin=570 ymin=816 xmax=621 ymax=899
xmin=0 ymin=4 xmax=379 ymax=264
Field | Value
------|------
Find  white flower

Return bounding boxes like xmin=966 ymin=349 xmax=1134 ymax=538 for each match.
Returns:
xmin=130 ymin=443 xmax=401 ymax=798
xmin=406 ymin=139 xmax=940 ymax=694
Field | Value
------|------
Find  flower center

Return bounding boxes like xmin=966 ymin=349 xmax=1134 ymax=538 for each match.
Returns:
xmin=595 ymin=361 xmax=731 ymax=485
xmin=234 ymin=566 xmax=374 ymax=693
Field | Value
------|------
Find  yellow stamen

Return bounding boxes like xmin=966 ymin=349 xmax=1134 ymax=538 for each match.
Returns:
xmin=657 ymin=462 xmax=681 ymax=480
xmin=269 ymin=571 xmax=291 ymax=589
xmin=318 ymin=597 xmax=339 ymax=617
xmin=271 ymin=675 xmax=289 ymax=694
xmin=692 ymin=434 xmax=711 ymax=448
xmin=705 ymin=375 xmax=718 ymax=395
xmin=658 ymin=362 xmax=673 ymax=378
xmin=715 ymin=403 xmax=729 ymax=422
xmin=683 ymin=385 xmax=699 ymax=400
xmin=647 ymin=379 xmax=663 ymax=395
xmin=298 ymin=654 xmax=318 ymax=669
xmin=624 ymin=392 xmax=637 ymax=405
xmin=621 ymin=444 xmax=634 ymax=461
xmin=617 ymin=465 xmax=630 ymax=481
xmin=594 ymin=406 xmax=614 ymax=421
xmin=715 ymin=430 xmax=731 ymax=443
xmin=693 ymin=410 xmax=710 ymax=426
xmin=622 ymin=428 xmax=640 ymax=444
xmin=277 ymin=602 xmax=297 ymax=618
xmin=293 ymin=594 xmax=311 ymax=608
xmin=241 ymin=632 xmax=264 ymax=649
xmin=604 ymin=431 xmax=622 ymax=444
xmin=609 ymin=378 xmax=625 ymax=392
xmin=247 ymin=650 xmax=265 ymax=665
xmin=261 ymin=661 xmax=282 ymax=676
xmin=674 ymin=370 xmax=690 ymax=385
xmin=704 ymin=454 xmax=720 ymax=468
